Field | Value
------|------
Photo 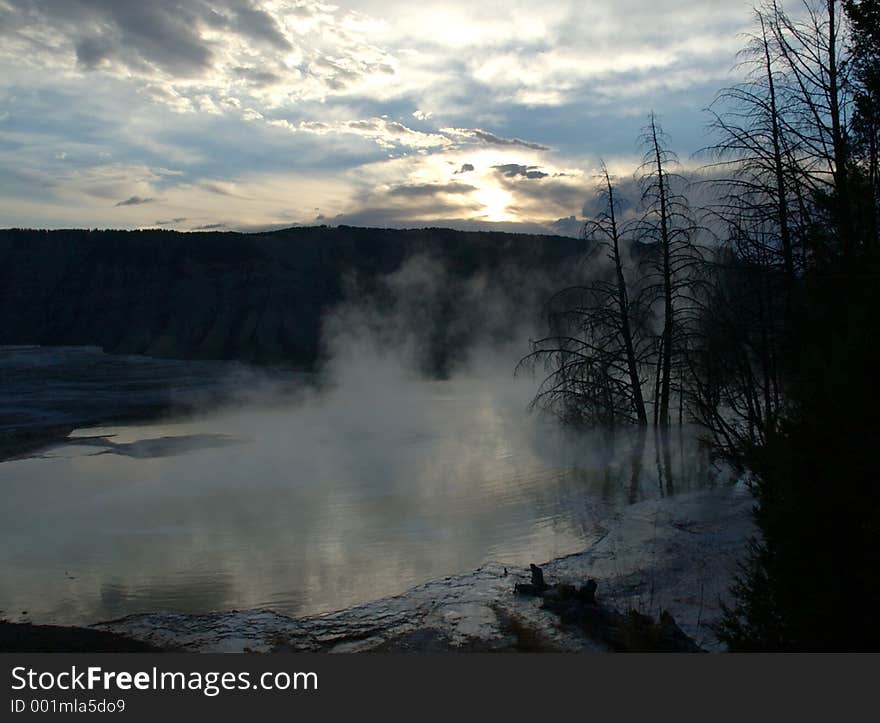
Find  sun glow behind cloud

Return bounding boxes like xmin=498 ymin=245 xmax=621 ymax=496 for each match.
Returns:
xmin=0 ymin=0 xmax=751 ymax=232
xmin=473 ymin=186 xmax=515 ymax=223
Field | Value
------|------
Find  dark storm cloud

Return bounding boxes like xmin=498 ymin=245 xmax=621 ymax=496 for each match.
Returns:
xmin=493 ymin=164 xmax=548 ymax=180
xmin=455 ymin=163 xmax=475 ymax=174
xmin=4 ymin=0 xmax=289 ymax=76
xmin=115 ymin=195 xmax=154 ymax=207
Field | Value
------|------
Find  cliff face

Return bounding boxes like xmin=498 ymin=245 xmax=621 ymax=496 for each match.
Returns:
xmin=0 ymin=226 xmax=580 ymax=366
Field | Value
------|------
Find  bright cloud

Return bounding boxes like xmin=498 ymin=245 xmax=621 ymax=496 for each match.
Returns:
xmin=0 ymin=0 xmax=754 ymax=231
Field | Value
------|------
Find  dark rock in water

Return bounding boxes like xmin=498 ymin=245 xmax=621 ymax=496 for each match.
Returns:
xmin=514 ymin=565 xmax=703 ymax=652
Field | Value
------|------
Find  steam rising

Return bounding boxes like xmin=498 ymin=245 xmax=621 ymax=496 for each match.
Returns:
xmin=0 ymin=249 xmax=718 ymax=626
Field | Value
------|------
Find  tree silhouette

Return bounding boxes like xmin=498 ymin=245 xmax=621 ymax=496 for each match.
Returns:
xmin=707 ymin=0 xmax=880 ymax=650
xmin=519 ymin=163 xmax=652 ymax=427
xmin=521 ymin=118 xmax=707 ymax=432
xmin=633 ymin=115 xmax=705 ymax=429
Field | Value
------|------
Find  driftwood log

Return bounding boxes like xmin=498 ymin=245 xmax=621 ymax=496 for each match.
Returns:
xmin=514 ymin=564 xmax=703 ymax=652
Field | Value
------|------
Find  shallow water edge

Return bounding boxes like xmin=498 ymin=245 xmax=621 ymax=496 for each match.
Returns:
xmin=94 ymin=483 xmax=753 ymax=653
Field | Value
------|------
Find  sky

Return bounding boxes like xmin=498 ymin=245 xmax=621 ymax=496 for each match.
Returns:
xmin=0 ymin=0 xmax=757 ymax=234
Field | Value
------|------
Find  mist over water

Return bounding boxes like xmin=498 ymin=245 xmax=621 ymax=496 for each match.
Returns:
xmin=0 ymin=348 xmax=716 ymax=627
xmin=0 ymin=252 xmax=720 ymax=626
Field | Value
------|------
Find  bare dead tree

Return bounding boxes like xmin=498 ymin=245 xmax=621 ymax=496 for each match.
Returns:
xmin=691 ymin=1 xmax=860 ymax=461
xmin=588 ymin=162 xmax=650 ymax=426
xmin=634 ymin=115 xmax=705 ymax=430
xmin=687 ymin=242 xmax=787 ymax=463
xmin=691 ymin=5 xmax=807 ymax=458
xmin=768 ymin=0 xmax=855 ymax=256
xmin=846 ymin=0 xmax=880 ymax=247
xmin=518 ymin=164 xmax=653 ymax=427
xmin=703 ymin=5 xmax=814 ymax=279
xmin=701 ymin=1 xmax=880 ymax=650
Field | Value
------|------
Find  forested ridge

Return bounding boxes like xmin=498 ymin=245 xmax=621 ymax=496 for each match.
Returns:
xmin=0 ymin=225 xmax=579 ymax=370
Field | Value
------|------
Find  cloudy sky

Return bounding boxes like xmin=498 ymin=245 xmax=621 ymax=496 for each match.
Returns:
xmin=0 ymin=0 xmax=755 ymax=233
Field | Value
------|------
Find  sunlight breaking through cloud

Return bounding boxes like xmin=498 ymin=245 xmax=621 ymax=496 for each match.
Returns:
xmin=0 ymin=0 xmax=751 ymax=231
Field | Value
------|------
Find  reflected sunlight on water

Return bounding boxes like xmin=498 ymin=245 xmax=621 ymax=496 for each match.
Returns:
xmin=0 ymin=368 xmax=719 ymax=626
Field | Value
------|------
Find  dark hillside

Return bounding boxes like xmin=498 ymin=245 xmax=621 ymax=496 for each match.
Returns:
xmin=0 ymin=226 xmax=581 ymax=366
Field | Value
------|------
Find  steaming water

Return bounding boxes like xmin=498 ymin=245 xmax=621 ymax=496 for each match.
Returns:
xmin=0 ymin=347 xmax=718 ymax=626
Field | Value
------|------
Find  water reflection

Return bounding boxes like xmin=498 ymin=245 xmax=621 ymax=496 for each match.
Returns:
xmin=0 ymin=377 xmax=718 ymax=626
